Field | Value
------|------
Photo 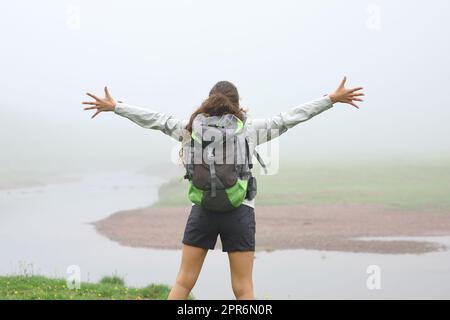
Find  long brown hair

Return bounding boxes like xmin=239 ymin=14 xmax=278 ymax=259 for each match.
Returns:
xmin=185 ymin=81 xmax=246 ymax=133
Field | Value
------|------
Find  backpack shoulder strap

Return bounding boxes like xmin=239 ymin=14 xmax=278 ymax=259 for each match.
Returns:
xmin=244 ymin=137 xmax=268 ymax=175
xmin=243 ymin=116 xmax=268 ymax=174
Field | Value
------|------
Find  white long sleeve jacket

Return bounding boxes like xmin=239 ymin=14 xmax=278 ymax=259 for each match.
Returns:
xmin=114 ymin=95 xmax=335 ymax=208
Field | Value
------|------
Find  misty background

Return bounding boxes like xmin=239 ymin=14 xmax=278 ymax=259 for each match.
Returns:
xmin=1 ymin=0 xmax=449 ymax=178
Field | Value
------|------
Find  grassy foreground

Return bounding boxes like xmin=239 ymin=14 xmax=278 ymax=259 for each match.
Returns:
xmin=0 ymin=275 xmax=192 ymax=300
xmin=154 ymin=158 xmax=450 ymax=210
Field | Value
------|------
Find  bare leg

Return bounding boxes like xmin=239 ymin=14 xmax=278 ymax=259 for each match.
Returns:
xmin=167 ymin=244 xmax=208 ymax=300
xmin=228 ymin=251 xmax=255 ymax=300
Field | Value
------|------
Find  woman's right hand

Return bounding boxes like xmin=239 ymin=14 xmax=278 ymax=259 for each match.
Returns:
xmin=82 ymin=86 xmax=116 ymax=119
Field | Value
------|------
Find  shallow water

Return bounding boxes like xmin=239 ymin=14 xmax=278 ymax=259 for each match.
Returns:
xmin=1 ymin=172 xmax=449 ymax=299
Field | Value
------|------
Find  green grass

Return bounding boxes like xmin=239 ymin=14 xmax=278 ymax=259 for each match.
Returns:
xmin=0 ymin=275 xmax=194 ymax=300
xmin=154 ymin=159 xmax=450 ymax=210
xmin=98 ymin=275 xmax=126 ymax=286
xmin=154 ymin=176 xmax=189 ymax=207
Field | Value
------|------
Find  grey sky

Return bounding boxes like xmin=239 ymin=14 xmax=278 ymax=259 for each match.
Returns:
xmin=1 ymin=0 xmax=449 ymax=174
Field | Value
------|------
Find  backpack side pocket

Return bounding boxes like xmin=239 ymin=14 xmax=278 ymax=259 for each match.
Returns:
xmin=246 ymin=176 xmax=257 ymax=200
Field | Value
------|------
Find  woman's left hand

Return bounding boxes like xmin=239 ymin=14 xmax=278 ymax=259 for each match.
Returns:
xmin=329 ymin=76 xmax=364 ymax=109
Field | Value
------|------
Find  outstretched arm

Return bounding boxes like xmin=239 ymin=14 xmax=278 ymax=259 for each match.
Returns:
xmin=82 ymin=87 xmax=186 ymax=141
xmin=250 ymin=76 xmax=364 ymax=145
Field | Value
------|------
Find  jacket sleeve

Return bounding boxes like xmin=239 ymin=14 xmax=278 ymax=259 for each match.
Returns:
xmin=249 ymin=95 xmax=335 ymax=145
xmin=114 ymin=102 xmax=187 ymax=141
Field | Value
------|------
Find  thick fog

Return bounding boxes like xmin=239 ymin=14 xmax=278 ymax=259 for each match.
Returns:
xmin=1 ymin=0 xmax=449 ymax=175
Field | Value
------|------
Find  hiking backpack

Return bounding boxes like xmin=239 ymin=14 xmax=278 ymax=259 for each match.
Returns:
xmin=183 ymin=113 xmax=265 ymax=212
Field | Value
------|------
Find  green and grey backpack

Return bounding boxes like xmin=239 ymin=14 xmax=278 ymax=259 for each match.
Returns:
xmin=183 ymin=113 xmax=265 ymax=212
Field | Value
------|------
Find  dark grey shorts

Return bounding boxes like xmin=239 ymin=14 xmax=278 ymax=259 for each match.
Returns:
xmin=182 ymin=204 xmax=256 ymax=252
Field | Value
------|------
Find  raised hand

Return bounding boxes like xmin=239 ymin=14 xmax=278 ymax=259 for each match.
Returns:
xmin=329 ymin=77 xmax=364 ymax=109
xmin=82 ymin=86 xmax=116 ymax=119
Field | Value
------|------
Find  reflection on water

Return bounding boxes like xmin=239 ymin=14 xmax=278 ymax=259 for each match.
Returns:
xmin=1 ymin=172 xmax=449 ymax=299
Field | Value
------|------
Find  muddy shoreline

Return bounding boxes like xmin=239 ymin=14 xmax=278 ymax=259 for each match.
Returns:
xmin=93 ymin=204 xmax=450 ymax=254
